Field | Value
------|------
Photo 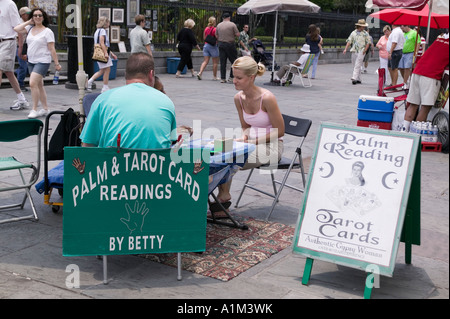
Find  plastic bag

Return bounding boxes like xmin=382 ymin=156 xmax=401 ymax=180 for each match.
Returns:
xmin=391 ymin=107 xmax=405 ymax=131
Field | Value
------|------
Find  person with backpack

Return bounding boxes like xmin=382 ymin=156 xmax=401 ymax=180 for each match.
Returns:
xmin=197 ymin=16 xmax=219 ymax=81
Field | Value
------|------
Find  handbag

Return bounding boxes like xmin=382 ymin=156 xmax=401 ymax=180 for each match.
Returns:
xmin=92 ymin=31 xmax=109 ymax=63
xmin=204 ymin=27 xmax=217 ymax=46
xmin=22 ymin=26 xmax=33 ymax=55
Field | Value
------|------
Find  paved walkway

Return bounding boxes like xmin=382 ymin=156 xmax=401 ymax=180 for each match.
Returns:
xmin=0 ymin=62 xmax=448 ymax=300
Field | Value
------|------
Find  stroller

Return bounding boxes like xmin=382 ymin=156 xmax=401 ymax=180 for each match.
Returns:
xmin=251 ymin=39 xmax=278 ymax=71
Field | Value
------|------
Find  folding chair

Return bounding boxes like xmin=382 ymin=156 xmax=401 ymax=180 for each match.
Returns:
xmin=235 ymin=114 xmax=312 ymax=220
xmin=282 ymin=54 xmax=315 ymax=88
xmin=82 ymin=92 xmax=101 ymax=118
xmin=0 ymin=119 xmax=43 ymax=224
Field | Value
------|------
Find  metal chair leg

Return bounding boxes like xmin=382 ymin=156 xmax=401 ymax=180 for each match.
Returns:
xmin=234 ymin=168 xmax=255 ymax=208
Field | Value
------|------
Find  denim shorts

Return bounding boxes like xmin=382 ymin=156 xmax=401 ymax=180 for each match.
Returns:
xmin=398 ymin=52 xmax=413 ymax=69
xmin=28 ymin=62 xmax=50 ymax=77
xmin=203 ymin=43 xmax=219 ymax=58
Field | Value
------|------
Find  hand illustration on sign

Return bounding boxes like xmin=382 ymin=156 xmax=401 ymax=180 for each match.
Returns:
xmin=72 ymin=158 xmax=85 ymax=174
xmin=193 ymin=159 xmax=204 ymax=175
xmin=120 ymin=201 xmax=149 ymax=234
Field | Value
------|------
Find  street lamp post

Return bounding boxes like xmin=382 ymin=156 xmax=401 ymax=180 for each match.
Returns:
xmin=75 ymin=0 xmax=87 ymax=115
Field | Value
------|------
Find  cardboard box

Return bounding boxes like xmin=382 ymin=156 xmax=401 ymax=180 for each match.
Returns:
xmin=214 ymin=138 xmax=233 ymax=153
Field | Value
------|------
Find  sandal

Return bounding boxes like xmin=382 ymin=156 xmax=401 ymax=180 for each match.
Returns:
xmin=209 ymin=201 xmax=231 ymax=213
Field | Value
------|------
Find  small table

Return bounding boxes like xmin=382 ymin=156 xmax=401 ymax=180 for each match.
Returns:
xmin=189 ymin=139 xmax=256 ymax=229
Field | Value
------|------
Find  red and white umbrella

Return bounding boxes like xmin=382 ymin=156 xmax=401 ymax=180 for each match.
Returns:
xmin=370 ymin=3 xmax=449 ymax=29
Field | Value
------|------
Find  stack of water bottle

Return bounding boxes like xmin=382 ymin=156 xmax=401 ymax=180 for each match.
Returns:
xmin=409 ymin=121 xmax=439 ymax=143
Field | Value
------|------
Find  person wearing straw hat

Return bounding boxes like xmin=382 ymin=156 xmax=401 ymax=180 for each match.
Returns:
xmin=343 ymin=19 xmax=371 ymax=85
xmin=273 ymin=44 xmax=310 ymax=84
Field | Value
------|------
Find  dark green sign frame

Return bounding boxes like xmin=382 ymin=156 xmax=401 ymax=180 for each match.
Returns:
xmin=293 ymin=123 xmax=421 ymax=298
xmin=63 ymin=147 xmax=209 ymax=257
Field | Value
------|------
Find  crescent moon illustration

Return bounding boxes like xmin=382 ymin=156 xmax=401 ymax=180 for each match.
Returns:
xmin=320 ymin=162 xmax=334 ymax=178
xmin=382 ymin=171 xmax=397 ymax=189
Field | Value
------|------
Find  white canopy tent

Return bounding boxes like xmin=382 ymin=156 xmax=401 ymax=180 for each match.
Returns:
xmin=237 ymin=0 xmax=321 ymax=83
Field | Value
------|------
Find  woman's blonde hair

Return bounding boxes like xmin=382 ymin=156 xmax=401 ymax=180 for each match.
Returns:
xmin=184 ymin=19 xmax=195 ymax=28
xmin=383 ymin=25 xmax=391 ymax=32
xmin=96 ymin=16 xmax=110 ymax=29
xmin=232 ymin=56 xmax=265 ymax=77
xmin=207 ymin=16 xmax=216 ymax=27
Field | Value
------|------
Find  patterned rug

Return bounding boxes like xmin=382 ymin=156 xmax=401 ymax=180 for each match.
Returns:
xmin=141 ymin=216 xmax=295 ymax=281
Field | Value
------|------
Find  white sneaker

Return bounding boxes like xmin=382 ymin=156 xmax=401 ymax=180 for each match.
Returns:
xmin=10 ymin=99 xmax=29 ymax=110
xmin=101 ymin=85 xmax=110 ymax=93
xmin=38 ymin=109 xmax=49 ymax=117
xmin=86 ymin=80 xmax=93 ymax=93
xmin=28 ymin=110 xmax=39 ymax=119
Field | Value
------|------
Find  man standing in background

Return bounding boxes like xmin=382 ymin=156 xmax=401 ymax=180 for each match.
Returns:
xmin=238 ymin=24 xmax=256 ymax=57
xmin=15 ymin=6 xmax=31 ymax=92
xmin=129 ymin=14 xmax=153 ymax=57
xmin=399 ymin=25 xmax=419 ymax=89
xmin=216 ymin=12 xmax=239 ymax=83
xmin=343 ymin=19 xmax=370 ymax=85
xmin=0 ymin=0 xmax=29 ymax=110
xmin=386 ymin=24 xmax=405 ymax=86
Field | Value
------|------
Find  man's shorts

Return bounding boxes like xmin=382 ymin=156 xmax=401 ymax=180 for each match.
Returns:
xmin=0 ymin=39 xmax=17 ymax=72
xmin=406 ymin=73 xmax=441 ymax=106
xmin=388 ymin=49 xmax=403 ymax=70
xmin=203 ymin=43 xmax=219 ymax=58
xmin=398 ymin=52 xmax=413 ymax=69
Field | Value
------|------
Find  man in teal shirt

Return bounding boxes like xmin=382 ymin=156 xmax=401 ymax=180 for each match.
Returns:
xmin=80 ymin=53 xmax=177 ymax=149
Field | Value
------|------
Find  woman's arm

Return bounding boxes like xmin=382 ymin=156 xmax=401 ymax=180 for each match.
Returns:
xmin=14 ymin=19 xmax=33 ymax=33
xmin=47 ymin=42 xmax=61 ymax=71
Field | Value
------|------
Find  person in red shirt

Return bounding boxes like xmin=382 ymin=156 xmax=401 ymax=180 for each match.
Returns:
xmin=403 ymin=36 xmax=449 ymax=131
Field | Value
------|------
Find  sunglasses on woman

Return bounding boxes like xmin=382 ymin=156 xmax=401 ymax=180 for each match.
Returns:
xmin=33 ymin=14 xmax=43 ymax=17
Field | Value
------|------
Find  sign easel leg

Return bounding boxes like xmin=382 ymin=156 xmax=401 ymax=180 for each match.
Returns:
xmin=404 ymin=209 xmax=413 ymax=264
xmin=103 ymin=255 xmax=108 ymax=285
xmin=177 ymin=253 xmax=182 ymax=281
xmin=364 ymin=273 xmax=374 ymax=299
xmin=302 ymin=257 xmax=314 ymax=285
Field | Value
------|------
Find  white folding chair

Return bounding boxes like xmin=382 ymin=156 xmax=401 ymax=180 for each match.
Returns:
xmin=0 ymin=119 xmax=43 ymax=224
xmin=282 ymin=54 xmax=315 ymax=88
xmin=235 ymin=114 xmax=312 ymax=220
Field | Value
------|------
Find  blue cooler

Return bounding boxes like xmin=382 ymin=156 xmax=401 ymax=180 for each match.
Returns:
xmin=357 ymin=95 xmax=395 ymax=123
xmin=167 ymin=57 xmax=186 ymax=74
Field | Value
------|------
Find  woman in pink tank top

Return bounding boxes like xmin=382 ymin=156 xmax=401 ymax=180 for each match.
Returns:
xmin=215 ymin=56 xmax=285 ymax=205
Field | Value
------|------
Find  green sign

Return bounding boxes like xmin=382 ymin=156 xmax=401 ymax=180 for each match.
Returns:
xmin=63 ymin=147 xmax=209 ymax=256
xmin=293 ymin=123 xmax=421 ymax=277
